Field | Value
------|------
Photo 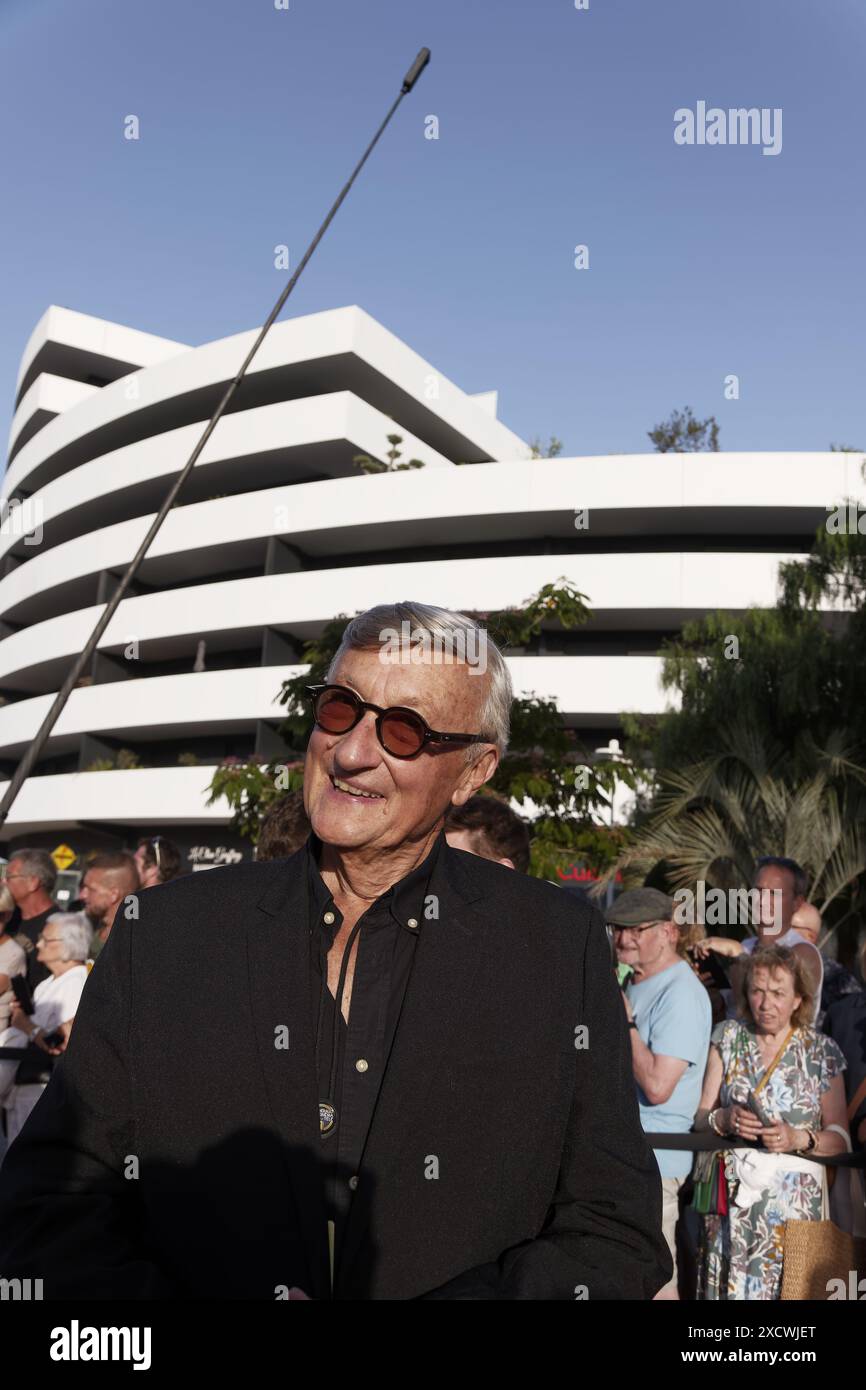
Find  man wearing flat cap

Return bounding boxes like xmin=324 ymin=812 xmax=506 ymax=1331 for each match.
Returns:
xmin=0 ymin=602 xmax=670 ymax=1300
xmin=607 ymin=887 xmax=712 ymax=1299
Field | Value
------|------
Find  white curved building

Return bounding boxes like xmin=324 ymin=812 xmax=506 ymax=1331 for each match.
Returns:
xmin=1 ymin=304 xmax=861 ymax=865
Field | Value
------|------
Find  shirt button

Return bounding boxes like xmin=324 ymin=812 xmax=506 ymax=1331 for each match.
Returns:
xmin=323 ymin=911 xmax=335 ymax=925
xmin=407 ymin=917 xmax=419 ymax=930
xmin=355 ymin=1058 xmax=369 ymax=1073
xmin=348 ymin=1175 xmax=359 ymax=1191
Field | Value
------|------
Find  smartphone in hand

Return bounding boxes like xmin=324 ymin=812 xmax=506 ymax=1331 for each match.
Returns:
xmin=688 ymin=946 xmax=730 ymax=991
xmin=747 ymin=1092 xmax=775 ymax=1127
xmin=11 ymin=975 xmax=35 ymax=1015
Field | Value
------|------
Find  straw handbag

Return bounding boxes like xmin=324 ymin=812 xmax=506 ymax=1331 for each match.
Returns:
xmin=781 ymin=1220 xmax=866 ymax=1299
xmin=781 ymin=1075 xmax=866 ymax=1300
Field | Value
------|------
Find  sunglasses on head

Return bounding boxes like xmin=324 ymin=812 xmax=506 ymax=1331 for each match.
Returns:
xmin=306 ymin=684 xmax=489 ymax=760
xmin=144 ymin=836 xmax=163 ymax=870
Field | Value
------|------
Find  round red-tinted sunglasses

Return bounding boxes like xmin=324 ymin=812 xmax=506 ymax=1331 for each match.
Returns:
xmin=307 ymin=684 xmax=488 ymax=760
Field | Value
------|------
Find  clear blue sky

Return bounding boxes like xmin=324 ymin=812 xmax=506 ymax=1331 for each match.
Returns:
xmin=2 ymin=0 xmax=864 ymax=458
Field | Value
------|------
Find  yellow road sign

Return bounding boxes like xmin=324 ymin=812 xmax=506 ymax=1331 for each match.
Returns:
xmin=51 ymin=843 xmax=76 ymax=871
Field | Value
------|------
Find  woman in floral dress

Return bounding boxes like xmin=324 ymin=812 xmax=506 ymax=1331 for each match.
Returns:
xmin=694 ymin=945 xmax=848 ymax=1300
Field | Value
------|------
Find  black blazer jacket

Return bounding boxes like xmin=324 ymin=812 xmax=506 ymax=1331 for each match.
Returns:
xmin=0 ymin=843 xmax=670 ymax=1299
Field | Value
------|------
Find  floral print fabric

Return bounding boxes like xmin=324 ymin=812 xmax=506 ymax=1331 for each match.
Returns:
xmin=697 ymin=1019 xmax=845 ymax=1300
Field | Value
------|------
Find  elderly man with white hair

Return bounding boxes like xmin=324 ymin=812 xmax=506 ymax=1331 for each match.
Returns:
xmin=0 ymin=602 xmax=669 ymax=1300
xmin=0 ymin=912 xmax=91 ymax=1145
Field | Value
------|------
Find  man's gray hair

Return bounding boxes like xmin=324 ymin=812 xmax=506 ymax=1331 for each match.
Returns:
xmin=326 ymin=602 xmax=513 ymax=755
xmin=9 ymin=847 xmax=57 ymax=895
xmin=47 ymin=912 xmax=93 ymax=964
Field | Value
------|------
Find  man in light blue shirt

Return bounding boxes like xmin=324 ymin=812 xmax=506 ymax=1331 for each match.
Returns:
xmin=608 ymin=888 xmax=711 ymax=1300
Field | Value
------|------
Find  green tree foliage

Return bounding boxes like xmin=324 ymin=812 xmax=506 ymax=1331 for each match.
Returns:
xmin=612 ymin=495 xmax=866 ymax=957
xmin=631 ymin=606 xmax=837 ymax=774
xmin=528 ymin=436 xmax=564 ymax=459
xmin=780 ymin=506 xmax=866 ymax=750
xmin=353 ymin=433 xmax=425 ymax=474
xmin=84 ymin=747 xmax=141 ymax=772
xmin=648 ymin=407 xmax=719 ymax=453
xmin=607 ymin=722 xmax=866 ymax=934
xmin=207 ymin=756 xmax=305 ymax=844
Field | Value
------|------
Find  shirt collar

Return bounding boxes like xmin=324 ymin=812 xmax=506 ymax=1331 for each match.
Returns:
xmin=304 ymin=828 xmax=444 ymax=936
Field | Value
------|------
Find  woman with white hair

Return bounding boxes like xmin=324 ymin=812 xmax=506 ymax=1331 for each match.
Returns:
xmin=0 ymin=912 xmax=91 ymax=1144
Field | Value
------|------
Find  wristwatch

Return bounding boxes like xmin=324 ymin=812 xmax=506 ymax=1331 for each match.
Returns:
xmin=628 ymin=1020 xmax=638 ymax=1030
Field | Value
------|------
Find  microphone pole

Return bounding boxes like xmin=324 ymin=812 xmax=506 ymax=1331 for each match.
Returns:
xmin=0 ymin=47 xmax=431 ymax=834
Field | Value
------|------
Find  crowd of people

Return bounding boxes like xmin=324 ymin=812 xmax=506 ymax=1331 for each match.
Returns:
xmin=0 ymin=839 xmax=179 ymax=1149
xmin=608 ymin=859 xmax=866 ymax=1301
xmin=257 ymin=790 xmax=866 ymax=1301
xmin=0 ymin=795 xmax=863 ymax=1299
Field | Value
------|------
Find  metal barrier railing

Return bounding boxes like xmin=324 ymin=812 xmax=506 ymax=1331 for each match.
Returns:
xmin=645 ymin=1131 xmax=866 ymax=1166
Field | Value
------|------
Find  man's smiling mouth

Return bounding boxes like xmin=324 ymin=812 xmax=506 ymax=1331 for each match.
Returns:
xmin=330 ymin=775 xmax=384 ymax=800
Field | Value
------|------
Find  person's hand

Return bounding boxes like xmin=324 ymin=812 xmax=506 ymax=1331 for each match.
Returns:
xmin=760 ymin=1120 xmax=800 ymax=1153
xmin=32 ymin=1033 xmax=56 ymax=1055
xmin=694 ymin=937 xmax=741 ymax=959
xmin=727 ymin=1105 xmax=763 ymax=1142
xmin=684 ymin=951 xmax=706 ymax=980
xmin=45 ymin=1020 xmax=72 ymax=1056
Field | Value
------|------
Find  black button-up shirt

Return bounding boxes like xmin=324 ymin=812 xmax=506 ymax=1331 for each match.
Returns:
xmin=306 ymin=829 xmax=443 ymax=1276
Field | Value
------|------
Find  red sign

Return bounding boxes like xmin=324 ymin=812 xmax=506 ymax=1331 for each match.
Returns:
xmin=556 ymin=865 xmax=623 ymax=884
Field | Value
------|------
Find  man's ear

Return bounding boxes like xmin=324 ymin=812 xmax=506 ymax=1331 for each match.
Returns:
xmin=450 ymin=746 xmax=499 ymax=807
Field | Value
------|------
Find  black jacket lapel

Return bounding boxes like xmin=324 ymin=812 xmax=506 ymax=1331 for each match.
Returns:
xmin=248 ymin=857 xmax=330 ymax=1299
